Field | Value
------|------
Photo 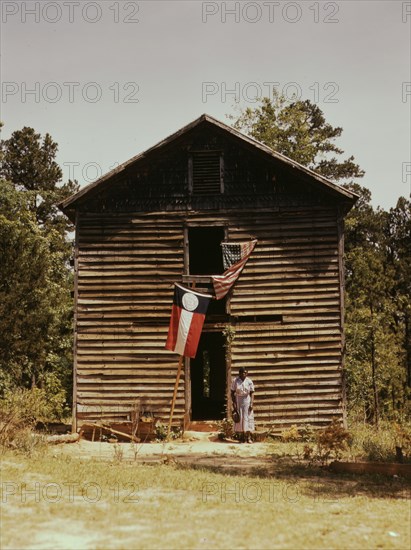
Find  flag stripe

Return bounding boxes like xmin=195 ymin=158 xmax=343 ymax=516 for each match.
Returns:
xmin=165 ymin=304 xmax=181 ymax=353
xmin=174 ymin=308 xmax=194 ymax=356
xmin=183 ymin=311 xmax=206 ymax=357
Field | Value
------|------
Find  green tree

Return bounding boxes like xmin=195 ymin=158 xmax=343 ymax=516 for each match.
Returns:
xmin=0 ymin=180 xmax=73 ymax=399
xmin=0 ymin=126 xmax=77 ymax=233
xmin=388 ymin=198 xmax=411 ymax=390
xmin=344 ymin=186 xmax=409 ymax=423
xmin=0 ymin=126 xmax=77 ymax=413
xmin=230 ymin=93 xmax=364 ymax=182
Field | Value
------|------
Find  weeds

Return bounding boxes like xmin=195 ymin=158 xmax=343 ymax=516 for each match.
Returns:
xmin=112 ymin=443 xmax=124 ymax=463
xmin=314 ymin=421 xmax=351 ymax=463
xmin=154 ymin=422 xmax=182 ymax=441
xmin=0 ymin=388 xmax=59 ymax=455
xmin=216 ymin=417 xmax=235 ymax=440
xmin=129 ymin=441 xmax=143 ymax=461
xmin=280 ymin=425 xmax=300 ymax=442
xmin=280 ymin=421 xmax=350 ymax=465
xmin=348 ymin=420 xmax=411 ymax=462
xmin=278 ymin=420 xmax=411 ymax=465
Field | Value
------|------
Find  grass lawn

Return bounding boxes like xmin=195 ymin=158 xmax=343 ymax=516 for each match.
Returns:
xmin=0 ymin=449 xmax=410 ymax=550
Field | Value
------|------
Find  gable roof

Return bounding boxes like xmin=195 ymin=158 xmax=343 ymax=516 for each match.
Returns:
xmin=60 ymin=113 xmax=359 ymax=211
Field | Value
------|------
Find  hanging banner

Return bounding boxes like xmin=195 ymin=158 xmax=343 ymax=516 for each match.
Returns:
xmin=165 ymin=283 xmax=212 ymax=358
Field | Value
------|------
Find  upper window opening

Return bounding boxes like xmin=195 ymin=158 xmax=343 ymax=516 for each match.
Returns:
xmin=188 ymin=227 xmax=225 ymax=275
xmin=191 ymin=151 xmax=222 ymax=195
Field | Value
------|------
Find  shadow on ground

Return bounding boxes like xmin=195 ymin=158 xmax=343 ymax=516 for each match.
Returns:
xmin=135 ymin=453 xmax=411 ymax=502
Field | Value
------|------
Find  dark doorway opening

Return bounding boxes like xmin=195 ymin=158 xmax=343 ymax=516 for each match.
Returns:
xmin=190 ymin=332 xmax=226 ymax=420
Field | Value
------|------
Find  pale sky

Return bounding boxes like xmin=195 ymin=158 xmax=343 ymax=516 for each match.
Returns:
xmin=1 ymin=0 xmax=410 ymax=210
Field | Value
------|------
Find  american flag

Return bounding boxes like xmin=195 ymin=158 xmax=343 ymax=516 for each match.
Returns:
xmin=212 ymin=239 xmax=257 ymax=300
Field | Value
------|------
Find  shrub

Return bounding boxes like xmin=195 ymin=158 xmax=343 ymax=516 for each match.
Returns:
xmin=1 ymin=386 xmax=66 ymax=423
xmin=316 ymin=420 xmax=351 ymax=461
xmin=302 ymin=420 xmax=351 ymax=464
xmin=361 ymin=439 xmax=390 ymax=462
xmin=6 ymin=426 xmax=48 ymax=455
xmin=393 ymin=422 xmax=411 ymax=456
xmin=298 ymin=424 xmax=316 ymax=442
xmin=217 ymin=417 xmax=235 ymax=440
xmin=0 ymin=386 xmax=66 ymax=454
xmin=154 ymin=422 xmax=181 ymax=441
xmin=348 ymin=420 xmax=411 ymax=462
xmin=280 ymin=425 xmax=300 ymax=442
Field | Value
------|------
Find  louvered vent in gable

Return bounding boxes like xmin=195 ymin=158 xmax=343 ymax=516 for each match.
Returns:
xmin=191 ymin=151 xmax=222 ymax=195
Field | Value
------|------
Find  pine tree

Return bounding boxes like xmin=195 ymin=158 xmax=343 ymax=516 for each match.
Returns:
xmin=230 ymin=93 xmax=364 ymax=182
xmin=0 ymin=126 xmax=77 ymax=405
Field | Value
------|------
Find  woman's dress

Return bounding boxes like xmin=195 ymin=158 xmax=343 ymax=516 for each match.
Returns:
xmin=231 ymin=376 xmax=255 ymax=432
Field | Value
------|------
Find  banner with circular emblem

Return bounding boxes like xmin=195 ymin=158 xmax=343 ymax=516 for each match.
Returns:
xmin=165 ymin=283 xmax=212 ymax=358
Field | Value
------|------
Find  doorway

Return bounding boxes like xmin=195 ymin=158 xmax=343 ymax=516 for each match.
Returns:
xmin=190 ymin=332 xmax=226 ymax=420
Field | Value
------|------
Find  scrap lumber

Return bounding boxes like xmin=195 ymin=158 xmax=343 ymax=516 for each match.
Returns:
xmin=81 ymin=422 xmax=140 ymax=442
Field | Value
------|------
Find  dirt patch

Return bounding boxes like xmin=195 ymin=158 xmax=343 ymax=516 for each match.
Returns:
xmin=52 ymin=432 xmax=275 ymax=472
xmin=28 ymin=520 xmax=100 ymax=550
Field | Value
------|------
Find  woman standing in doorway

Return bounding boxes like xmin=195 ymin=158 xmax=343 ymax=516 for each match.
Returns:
xmin=231 ymin=367 xmax=255 ymax=443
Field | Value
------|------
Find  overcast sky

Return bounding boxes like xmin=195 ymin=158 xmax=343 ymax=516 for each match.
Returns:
xmin=1 ymin=0 xmax=410 ymax=210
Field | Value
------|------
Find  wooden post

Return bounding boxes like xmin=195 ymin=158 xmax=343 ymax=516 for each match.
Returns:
xmin=168 ymin=355 xmax=184 ymax=439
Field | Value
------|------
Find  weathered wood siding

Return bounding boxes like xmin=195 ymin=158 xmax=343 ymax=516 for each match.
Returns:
xmin=75 ymin=212 xmax=183 ymax=425
xmin=228 ymin=208 xmax=343 ymax=429
xmin=75 ymin=205 xmax=343 ymax=430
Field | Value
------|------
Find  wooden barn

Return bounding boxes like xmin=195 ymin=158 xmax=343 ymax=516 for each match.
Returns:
xmin=61 ymin=114 xmax=358 ymax=435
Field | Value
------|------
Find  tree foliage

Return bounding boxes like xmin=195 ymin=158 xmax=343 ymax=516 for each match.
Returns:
xmin=230 ymin=93 xmax=365 ymax=182
xmin=0 ymin=126 xmax=77 ymax=234
xmin=344 ymin=191 xmax=411 ymax=422
xmin=0 ymin=126 xmax=77 ymax=413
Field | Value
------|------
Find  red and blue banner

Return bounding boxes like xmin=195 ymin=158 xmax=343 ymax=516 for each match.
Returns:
xmin=165 ymin=283 xmax=212 ymax=358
